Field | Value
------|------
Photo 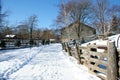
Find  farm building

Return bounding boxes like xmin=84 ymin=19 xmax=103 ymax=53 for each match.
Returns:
xmin=61 ymin=21 xmax=96 ymax=43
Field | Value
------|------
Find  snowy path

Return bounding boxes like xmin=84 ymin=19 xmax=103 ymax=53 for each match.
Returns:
xmin=0 ymin=44 xmax=101 ymax=80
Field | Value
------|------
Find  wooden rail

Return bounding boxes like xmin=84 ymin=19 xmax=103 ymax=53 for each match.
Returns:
xmin=87 ymin=44 xmax=108 ymax=80
xmin=62 ymin=41 xmax=119 ymax=80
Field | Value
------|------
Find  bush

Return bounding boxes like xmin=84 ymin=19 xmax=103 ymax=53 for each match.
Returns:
xmin=15 ymin=40 xmax=21 ymax=47
xmin=0 ymin=40 xmax=6 ymax=48
xmin=30 ymin=40 xmax=34 ymax=46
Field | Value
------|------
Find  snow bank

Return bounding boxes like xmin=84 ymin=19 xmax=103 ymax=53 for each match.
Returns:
xmin=81 ymin=34 xmax=120 ymax=49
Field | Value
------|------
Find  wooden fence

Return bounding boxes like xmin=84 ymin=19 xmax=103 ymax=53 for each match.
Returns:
xmin=62 ymin=41 xmax=119 ymax=80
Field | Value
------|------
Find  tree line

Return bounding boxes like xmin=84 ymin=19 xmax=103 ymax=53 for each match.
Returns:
xmin=0 ymin=0 xmax=61 ymax=44
xmin=1 ymin=0 xmax=120 ymax=44
xmin=55 ymin=0 xmax=120 ymax=35
xmin=0 ymin=11 xmax=60 ymax=44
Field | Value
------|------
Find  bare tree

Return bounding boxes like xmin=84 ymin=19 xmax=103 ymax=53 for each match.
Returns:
xmin=42 ymin=29 xmax=51 ymax=40
xmin=110 ymin=15 xmax=119 ymax=34
xmin=28 ymin=15 xmax=38 ymax=45
xmin=108 ymin=5 xmax=120 ymax=34
xmin=69 ymin=0 xmax=92 ymax=39
xmin=15 ymin=24 xmax=29 ymax=40
xmin=92 ymin=0 xmax=109 ymax=34
xmin=108 ymin=5 xmax=120 ymax=17
xmin=3 ymin=26 xmax=13 ymax=36
xmin=0 ymin=0 xmax=8 ymax=39
xmin=56 ymin=0 xmax=92 ymax=40
xmin=55 ymin=0 xmax=72 ymax=41
xmin=55 ymin=0 xmax=71 ymax=27
xmin=32 ymin=28 xmax=42 ymax=40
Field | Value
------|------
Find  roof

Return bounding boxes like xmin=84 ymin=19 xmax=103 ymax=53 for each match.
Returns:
xmin=62 ymin=21 xmax=95 ymax=31
xmin=5 ymin=35 xmax=15 ymax=38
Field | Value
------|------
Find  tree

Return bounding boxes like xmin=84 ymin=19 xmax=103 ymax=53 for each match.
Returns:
xmin=92 ymin=0 xmax=109 ymax=34
xmin=0 ymin=0 xmax=8 ymax=39
xmin=56 ymin=0 xmax=92 ymax=40
xmin=15 ymin=40 xmax=21 ymax=47
xmin=42 ymin=29 xmax=51 ymax=40
xmin=108 ymin=5 xmax=120 ymax=17
xmin=55 ymin=0 xmax=70 ymax=28
xmin=108 ymin=5 xmax=120 ymax=34
xmin=0 ymin=40 xmax=6 ymax=48
xmin=2 ymin=26 xmax=13 ymax=37
xmin=55 ymin=0 xmax=72 ymax=40
xmin=28 ymin=15 xmax=38 ymax=46
xmin=32 ymin=28 xmax=42 ymax=40
xmin=110 ymin=15 xmax=119 ymax=34
xmin=15 ymin=24 xmax=29 ymax=40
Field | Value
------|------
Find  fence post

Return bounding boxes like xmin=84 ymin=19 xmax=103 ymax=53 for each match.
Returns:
xmin=62 ymin=43 xmax=65 ymax=50
xmin=64 ymin=42 xmax=67 ymax=52
xmin=66 ymin=43 xmax=72 ymax=56
xmin=107 ymin=41 xmax=118 ymax=80
xmin=75 ymin=44 xmax=81 ymax=64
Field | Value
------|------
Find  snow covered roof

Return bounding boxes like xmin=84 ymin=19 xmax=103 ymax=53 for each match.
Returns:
xmin=50 ymin=39 xmax=55 ymax=41
xmin=5 ymin=35 xmax=15 ymax=38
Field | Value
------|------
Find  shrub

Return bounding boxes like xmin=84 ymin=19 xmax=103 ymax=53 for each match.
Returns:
xmin=15 ymin=40 xmax=21 ymax=47
xmin=0 ymin=40 xmax=6 ymax=48
xmin=30 ymin=40 xmax=34 ymax=46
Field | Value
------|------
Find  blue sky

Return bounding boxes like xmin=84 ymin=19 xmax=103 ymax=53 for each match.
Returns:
xmin=3 ymin=0 xmax=61 ymax=29
xmin=2 ymin=0 xmax=120 ymax=29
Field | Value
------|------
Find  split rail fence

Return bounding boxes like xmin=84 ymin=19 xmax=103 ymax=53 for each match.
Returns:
xmin=62 ymin=40 xmax=120 ymax=80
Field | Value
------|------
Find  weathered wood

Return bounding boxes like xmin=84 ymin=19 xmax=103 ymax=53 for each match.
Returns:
xmin=107 ymin=41 xmax=118 ymax=80
xmin=118 ymin=49 xmax=120 ymax=55
xmin=65 ymin=41 xmax=120 ymax=80
xmin=66 ymin=43 xmax=72 ymax=56
xmin=119 ymin=68 xmax=120 ymax=74
xmin=64 ymin=43 xmax=68 ymax=52
xmin=89 ymin=51 xmax=107 ymax=58
xmin=62 ymin=43 xmax=64 ymax=50
xmin=87 ymin=43 xmax=108 ymax=80
xmin=81 ymin=54 xmax=89 ymax=59
xmin=97 ymin=75 xmax=107 ymax=80
xmin=89 ymin=64 xmax=107 ymax=75
xmin=118 ymin=61 xmax=120 ymax=67
xmin=97 ymin=46 xmax=107 ymax=50
xmin=76 ymin=44 xmax=83 ymax=64
xmin=88 ymin=44 xmax=107 ymax=49
xmin=89 ymin=58 xmax=107 ymax=66
xmin=79 ymin=46 xmax=87 ymax=49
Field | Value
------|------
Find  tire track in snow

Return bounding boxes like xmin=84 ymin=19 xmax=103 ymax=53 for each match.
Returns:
xmin=7 ymin=44 xmax=101 ymax=80
xmin=36 ymin=45 xmax=63 ymax=80
xmin=0 ymin=46 xmax=45 ymax=80
xmin=8 ymin=44 xmax=64 ymax=80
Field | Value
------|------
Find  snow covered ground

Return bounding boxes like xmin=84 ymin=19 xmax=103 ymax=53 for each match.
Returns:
xmin=0 ymin=44 xmax=101 ymax=80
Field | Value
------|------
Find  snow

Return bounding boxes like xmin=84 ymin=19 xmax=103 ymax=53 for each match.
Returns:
xmin=80 ymin=34 xmax=120 ymax=78
xmin=109 ymin=34 xmax=120 ymax=48
xmin=5 ymin=35 xmax=15 ymax=38
xmin=0 ymin=44 xmax=101 ymax=80
xmin=81 ymin=34 xmax=120 ymax=49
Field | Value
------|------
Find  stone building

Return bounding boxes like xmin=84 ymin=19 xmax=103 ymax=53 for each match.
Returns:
xmin=61 ymin=22 xmax=96 ymax=43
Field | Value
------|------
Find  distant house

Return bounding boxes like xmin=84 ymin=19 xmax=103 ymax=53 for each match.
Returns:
xmin=49 ymin=39 xmax=56 ymax=43
xmin=5 ymin=34 xmax=31 ymax=47
xmin=4 ymin=34 xmax=17 ymax=47
xmin=61 ymin=22 xmax=96 ymax=43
